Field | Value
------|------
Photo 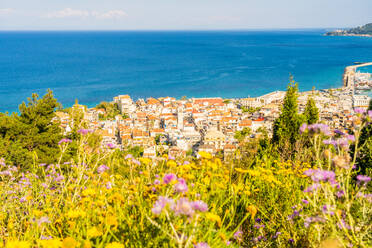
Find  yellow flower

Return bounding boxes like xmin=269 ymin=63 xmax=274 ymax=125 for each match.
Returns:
xmin=62 ymin=237 xmax=78 ymax=248
xmin=5 ymin=241 xmax=30 ymax=248
xmin=234 ymin=168 xmax=249 ymax=173
xmin=167 ymin=160 xmax=177 ymax=167
xmin=139 ymin=157 xmax=151 ymax=165
xmin=82 ymin=188 xmax=96 ymax=197
xmin=39 ymin=239 xmax=62 ymax=248
xmin=87 ymin=227 xmax=102 ymax=238
xmin=106 ymin=215 xmax=118 ymax=227
xmin=105 ymin=242 xmax=124 ymax=248
xmin=206 ymin=213 xmax=222 ymax=227
xmin=198 ymin=151 xmax=212 ymax=159
xmin=246 ymin=205 xmax=258 ymax=220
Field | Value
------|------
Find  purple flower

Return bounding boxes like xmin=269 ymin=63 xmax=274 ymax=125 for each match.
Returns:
xmin=20 ymin=197 xmax=26 ymax=203
xmin=299 ymin=123 xmax=308 ymax=133
xmin=336 ymin=190 xmax=345 ymax=198
xmin=304 ymin=169 xmax=335 ymax=183
xmin=58 ymin=138 xmax=72 ymax=145
xmin=153 ymin=179 xmax=161 ymax=185
xmin=125 ymin=154 xmax=133 ymax=160
xmin=183 ymin=161 xmax=190 ymax=165
xmin=368 ymin=110 xmax=372 ymax=119
xmin=171 ymin=197 xmax=194 ymax=217
xmin=77 ymin=129 xmax=92 ymax=135
xmin=301 ymin=199 xmax=309 ymax=204
xmin=132 ymin=159 xmax=141 ymax=166
xmin=37 ymin=216 xmax=50 ymax=226
xmin=356 ymin=175 xmax=371 ymax=183
xmin=194 ymin=242 xmax=210 ymax=248
xmin=106 ymin=182 xmax=112 ymax=189
xmin=191 ymin=200 xmax=208 ymax=212
xmin=174 ymin=178 xmax=188 ymax=193
xmin=346 ymin=135 xmax=355 ymax=142
xmin=334 ymin=129 xmax=345 ymax=136
xmin=97 ymin=164 xmax=109 ymax=174
xmin=255 ymin=218 xmax=262 ymax=223
xmin=273 ymin=232 xmax=281 ymax=239
xmin=233 ymin=230 xmax=243 ymax=240
xmin=163 ymin=173 xmax=177 ymax=184
xmin=168 ymin=155 xmax=175 ymax=160
xmin=308 ymin=123 xmax=331 ymax=136
xmin=151 ymin=196 xmax=174 ymax=215
xmin=338 ymin=219 xmax=351 ymax=230
xmin=55 ymin=175 xmax=65 ymax=182
xmin=354 ymin=108 xmax=366 ymax=114
xmin=304 ymin=183 xmax=321 ymax=193
xmin=107 ymin=143 xmax=116 ymax=149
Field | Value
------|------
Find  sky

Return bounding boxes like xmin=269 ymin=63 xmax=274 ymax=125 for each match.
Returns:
xmin=0 ymin=0 xmax=371 ymax=30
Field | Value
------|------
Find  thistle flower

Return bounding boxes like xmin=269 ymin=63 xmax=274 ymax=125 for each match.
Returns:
xmin=77 ymin=129 xmax=92 ymax=135
xmin=97 ymin=164 xmax=109 ymax=174
xmin=356 ymin=175 xmax=371 ymax=183
xmin=354 ymin=108 xmax=366 ymax=114
xmin=194 ymin=242 xmax=210 ymax=248
xmin=191 ymin=200 xmax=208 ymax=212
xmin=163 ymin=173 xmax=177 ymax=184
xmin=107 ymin=143 xmax=116 ymax=149
xmin=174 ymin=178 xmax=188 ymax=193
xmin=299 ymin=123 xmax=307 ymax=133
xmin=125 ymin=154 xmax=133 ymax=160
xmin=171 ymin=197 xmax=194 ymax=217
xmin=58 ymin=138 xmax=72 ymax=145
xmin=151 ymin=196 xmax=174 ymax=215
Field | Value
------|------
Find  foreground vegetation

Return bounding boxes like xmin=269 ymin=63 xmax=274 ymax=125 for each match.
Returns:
xmin=0 ymin=85 xmax=371 ymax=247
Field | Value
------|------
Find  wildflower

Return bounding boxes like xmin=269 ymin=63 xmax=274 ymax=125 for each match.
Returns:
xmin=194 ymin=242 xmax=210 ymax=248
xmin=58 ymin=138 xmax=72 ymax=145
xmin=168 ymin=155 xmax=175 ymax=160
xmin=55 ymin=175 xmax=64 ymax=182
xmin=62 ymin=237 xmax=78 ymax=248
xmin=233 ymin=230 xmax=243 ymax=241
xmin=335 ymin=190 xmax=345 ymax=198
xmin=152 ymin=196 xmax=174 ymax=215
xmin=301 ymin=199 xmax=309 ymax=204
xmin=308 ymin=123 xmax=331 ymax=136
xmin=97 ymin=165 xmax=109 ymax=174
xmin=5 ymin=240 xmax=31 ymax=248
xmin=107 ymin=143 xmax=116 ymax=149
xmin=354 ymin=108 xmax=366 ymax=114
xmin=125 ymin=154 xmax=133 ymax=160
xmin=153 ymin=179 xmax=160 ymax=185
xmin=334 ymin=129 xmax=344 ymax=135
xmin=171 ymin=198 xmax=194 ymax=217
xmin=20 ymin=197 xmax=27 ymax=203
xmin=191 ymin=200 xmax=208 ymax=212
xmin=132 ymin=159 xmax=141 ymax=166
xmin=198 ymin=151 xmax=212 ymax=159
xmin=299 ymin=123 xmax=307 ymax=133
xmin=77 ymin=129 xmax=92 ymax=135
xmin=105 ymin=182 xmax=112 ymax=189
xmin=337 ymin=219 xmax=351 ymax=230
xmin=37 ymin=216 xmax=50 ymax=226
xmin=303 ymin=183 xmax=321 ymax=193
xmin=273 ymin=232 xmax=281 ymax=239
xmin=356 ymin=175 xmax=371 ymax=183
xmin=39 ymin=239 xmax=62 ymax=248
xmin=246 ymin=205 xmax=258 ymax=220
xmin=105 ymin=242 xmax=124 ymax=248
xmin=304 ymin=169 xmax=335 ymax=183
xmin=174 ymin=178 xmax=188 ymax=193
xmin=368 ymin=110 xmax=372 ymax=119
xmin=163 ymin=173 xmax=177 ymax=184
xmin=87 ymin=227 xmax=102 ymax=238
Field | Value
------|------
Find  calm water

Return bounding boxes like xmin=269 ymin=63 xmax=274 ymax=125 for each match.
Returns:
xmin=1 ymin=30 xmax=372 ymax=112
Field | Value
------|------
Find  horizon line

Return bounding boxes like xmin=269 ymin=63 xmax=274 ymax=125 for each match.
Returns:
xmin=0 ymin=27 xmax=342 ymax=32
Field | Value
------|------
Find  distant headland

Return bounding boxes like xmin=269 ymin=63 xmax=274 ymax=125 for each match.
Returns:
xmin=325 ymin=23 xmax=372 ymax=37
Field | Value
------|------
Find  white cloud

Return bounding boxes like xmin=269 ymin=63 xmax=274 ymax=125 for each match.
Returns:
xmin=93 ymin=10 xmax=127 ymax=19
xmin=0 ymin=8 xmax=15 ymax=16
xmin=45 ymin=8 xmax=127 ymax=19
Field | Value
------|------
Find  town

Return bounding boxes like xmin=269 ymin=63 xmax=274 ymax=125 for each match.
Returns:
xmin=54 ymin=66 xmax=371 ymax=159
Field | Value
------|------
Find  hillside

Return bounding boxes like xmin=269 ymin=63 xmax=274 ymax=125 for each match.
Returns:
xmin=326 ymin=23 xmax=372 ymax=36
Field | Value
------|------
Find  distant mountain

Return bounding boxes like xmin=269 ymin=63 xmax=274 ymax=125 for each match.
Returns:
xmin=325 ymin=23 xmax=372 ymax=37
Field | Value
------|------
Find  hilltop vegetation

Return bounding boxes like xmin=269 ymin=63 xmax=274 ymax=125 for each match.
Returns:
xmin=326 ymin=23 xmax=372 ymax=36
xmin=0 ymin=84 xmax=371 ymax=247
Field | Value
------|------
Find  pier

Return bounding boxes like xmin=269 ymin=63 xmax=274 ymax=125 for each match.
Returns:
xmin=343 ymin=62 xmax=372 ymax=88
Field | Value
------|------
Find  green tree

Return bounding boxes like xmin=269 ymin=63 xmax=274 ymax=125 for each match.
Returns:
xmin=0 ymin=90 xmax=63 ymax=167
xmin=272 ymin=79 xmax=304 ymax=154
xmin=234 ymin=128 xmax=251 ymax=142
xmin=304 ymin=97 xmax=319 ymax=124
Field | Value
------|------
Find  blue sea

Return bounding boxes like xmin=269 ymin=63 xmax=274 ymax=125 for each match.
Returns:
xmin=1 ymin=30 xmax=372 ymax=113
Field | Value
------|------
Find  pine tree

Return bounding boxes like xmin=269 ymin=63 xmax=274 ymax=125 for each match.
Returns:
xmin=304 ymin=97 xmax=319 ymax=124
xmin=0 ymin=90 xmax=63 ymax=167
xmin=272 ymin=79 xmax=304 ymax=150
